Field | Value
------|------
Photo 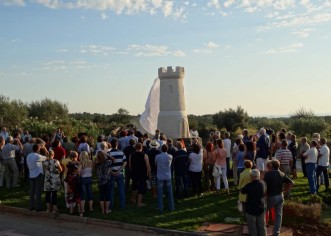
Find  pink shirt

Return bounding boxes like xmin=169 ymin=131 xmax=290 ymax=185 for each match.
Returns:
xmin=213 ymin=148 xmax=227 ymax=166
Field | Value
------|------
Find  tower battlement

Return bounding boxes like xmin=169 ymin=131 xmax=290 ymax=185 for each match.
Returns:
xmin=158 ymin=66 xmax=185 ymax=79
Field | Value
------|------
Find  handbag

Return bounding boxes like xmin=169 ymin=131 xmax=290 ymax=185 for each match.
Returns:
xmin=212 ymin=164 xmax=222 ymax=177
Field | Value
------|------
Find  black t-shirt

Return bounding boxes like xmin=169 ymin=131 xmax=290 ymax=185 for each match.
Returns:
xmin=241 ymin=180 xmax=266 ymax=216
xmin=173 ymin=149 xmax=188 ymax=176
xmin=264 ymin=170 xmax=293 ymax=196
xmin=147 ymin=148 xmax=161 ymax=173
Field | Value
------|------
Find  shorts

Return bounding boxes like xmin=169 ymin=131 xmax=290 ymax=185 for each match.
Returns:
xmin=150 ymin=172 xmax=156 ymax=187
xmin=256 ymin=158 xmax=267 ymax=171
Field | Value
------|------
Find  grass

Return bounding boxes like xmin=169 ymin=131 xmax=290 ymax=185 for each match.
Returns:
xmin=1 ymin=172 xmax=331 ymax=232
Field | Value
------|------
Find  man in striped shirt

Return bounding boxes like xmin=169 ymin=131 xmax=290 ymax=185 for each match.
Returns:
xmin=276 ymin=139 xmax=293 ymax=177
xmin=108 ymin=138 xmax=127 ymax=210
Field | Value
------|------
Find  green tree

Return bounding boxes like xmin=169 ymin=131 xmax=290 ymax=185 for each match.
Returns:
xmin=290 ymin=117 xmax=329 ymax=137
xmin=109 ymin=108 xmax=131 ymax=125
xmin=0 ymin=95 xmax=28 ymax=128
xmin=27 ymin=98 xmax=69 ymax=122
xmin=212 ymin=106 xmax=249 ymax=133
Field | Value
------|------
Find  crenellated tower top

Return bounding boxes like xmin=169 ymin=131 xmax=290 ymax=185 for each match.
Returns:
xmin=158 ymin=66 xmax=185 ymax=79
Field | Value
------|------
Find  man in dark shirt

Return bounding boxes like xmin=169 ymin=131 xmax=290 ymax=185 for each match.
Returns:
xmin=256 ymin=128 xmax=270 ymax=178
xmin=146 ymin=140 xmax=161 ymax=198
xmin=123 ymin=138 xmax=136 ymax=191
xmin=264 ymin=160 xmax=294 ymax=236
xmin=241 ymin=169 xmax=267 ymax=236
xmin=173 ymin=141 xmax=188 ymax=198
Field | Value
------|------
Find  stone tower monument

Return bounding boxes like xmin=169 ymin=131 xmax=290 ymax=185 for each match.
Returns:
xmin=157 ymin=66 xmax=190 ymax=138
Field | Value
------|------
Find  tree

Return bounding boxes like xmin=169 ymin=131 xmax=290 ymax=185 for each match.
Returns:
xmin=27 ymin=98 xmax=69 ymax=122
xmin=290 ymin=117 xmax=329 ymax=137
xmin=290 ymin=107 xmax=315 ymax=119
xmin=0 ymin=95 xmax=28 ymax=128
xmin=212 ymin=106 xmax=249 ymax=133
xmin=108 ymin=108 xmax=131 ymax=125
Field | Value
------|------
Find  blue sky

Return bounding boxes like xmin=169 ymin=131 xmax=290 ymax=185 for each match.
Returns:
xmin=1 ymin=0 xmax=331 ymax=117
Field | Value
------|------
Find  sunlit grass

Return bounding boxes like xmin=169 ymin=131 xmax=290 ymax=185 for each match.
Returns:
xmin=0 ymin=172 xmax=330 ymax=232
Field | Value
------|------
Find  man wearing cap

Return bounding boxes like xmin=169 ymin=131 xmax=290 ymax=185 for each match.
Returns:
xmin=147 ymin=140 xmax=161 ymax=198
xmin=2 ymin=136 xmax=23 ymax=188
xmin=241 ymin=169 xmax=267 ymax=236
xmin=264 ymin=160 xmax=294 ymax=236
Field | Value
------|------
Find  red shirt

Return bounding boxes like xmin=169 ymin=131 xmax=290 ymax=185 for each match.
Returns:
xmin=53 ymin=146 xmax=66 ymax=161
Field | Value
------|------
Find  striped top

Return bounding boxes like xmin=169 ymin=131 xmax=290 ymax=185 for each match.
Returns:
xmin=108 ymin=149 xmax=127 ymax=172
xmin=276 ymin=148 xmax=292 ymax=165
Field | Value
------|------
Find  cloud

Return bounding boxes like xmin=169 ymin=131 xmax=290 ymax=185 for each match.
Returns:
xmin=207 ymin=0 xmax=220 ymax=9
xmin=55 ymin=48 xmax=68 ymax=53
xmin=193 ymin=41 xmax=220 ymax=54
xmin=100 ymin=12 xmax=108 ymax=20
xmin=264 ymin=43 xmax=304 ymax=55
xmin=173 ymin=50 xmax=186 ymax=57
xmin=205 ymin=41 xmax=219 ymax=48
xmin=224 ymin=0 xmax=235 ymax=8
xmin=80 ymin=45 xmax=116 ymax=56
xmin=292 ymin=28 xmax=314 ymax=38
xmin=127 ymin=44 xmax=170 ymax=57
xmin=30 ymin=0 xmax=187 ymax=19
xmin=11 ymin=38 xmax=22 ymax=43
xmin=1 ymin=0 xmax=25 ymax=6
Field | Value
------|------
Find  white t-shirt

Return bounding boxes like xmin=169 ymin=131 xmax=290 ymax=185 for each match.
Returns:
xmin=223 ymin=138 xmax=231 ymax=158
xmin=318 ymin=144 xmax=330 ymax=167
xmin=27 ymin=152 xmax=46 ymax=178
xmin=188 ymin=151 xmax=203 ymax=172
xmin=303 ymin=147 xmax=318 ymax=164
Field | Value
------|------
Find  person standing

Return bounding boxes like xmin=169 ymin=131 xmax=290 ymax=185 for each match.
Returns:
xmin=108 ymin=138 xmax=127 ymax=210
xmin=146 ymin=140 xmax=161 ymax=198
xmin=316 ymin=138 xmax=330 ymax=192
xmin=78 ymin=151 xmax=93 ymax=216
xmin=299 ymin=137 xmax=309 ymax=177
xmin=264 ymin=160 xmax=294 ymax=236
xmin=302 ymin=140 xmax=318 ymax=194
xmin=26 ymin=144 xmax=47 ymax=211
xmin=2 ymin=136 xmax=23 ymax=188
xmin=256 ymin=128 xmax=270 ymax=178
xmin=240 ymin=169 xmax=267 ymax=236
xmin=223 ymin=132 xmax=232 ymax=177
xmin=43 ymin=150 xmax=62 ymax=215
xmin=213 ymin=139 xmax=229 ymax=194
xmin=129 ymin=143 xmax=151 ymax=207
xmin=155 ymin=144 xmax=175 ymax=213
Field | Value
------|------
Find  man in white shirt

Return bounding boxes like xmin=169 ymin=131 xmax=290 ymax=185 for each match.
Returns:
xmin=27 ymin=144 xmax=46 ymax=211
xmin=302 ymin=140 xmax=319 ymax=194
xmin=316 ymin=138 xmax=330 ymax=192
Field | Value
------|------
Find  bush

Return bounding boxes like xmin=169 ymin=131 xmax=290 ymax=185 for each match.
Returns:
xmin=283 ymin=201 xmax=322 ymax=224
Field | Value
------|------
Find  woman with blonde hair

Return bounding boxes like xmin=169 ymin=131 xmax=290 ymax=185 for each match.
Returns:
xmin=95 ymin=151 xmax=112 ymax=214
xmin=78 ymin=151 xmax=93 ymax=216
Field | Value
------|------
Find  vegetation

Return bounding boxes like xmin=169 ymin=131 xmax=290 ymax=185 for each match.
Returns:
xmin=1 ymin=172 xmax=330 ymax=233
xmin=212 ymin=106 xmax=249 ymax=133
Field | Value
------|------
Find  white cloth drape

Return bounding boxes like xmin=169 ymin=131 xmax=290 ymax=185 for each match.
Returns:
xmin=139 ymin=78 xmax=160 ymax=135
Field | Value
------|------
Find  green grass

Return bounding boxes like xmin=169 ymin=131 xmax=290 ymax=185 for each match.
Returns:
xmin=1 ymin=172 xmax=331 ymax=232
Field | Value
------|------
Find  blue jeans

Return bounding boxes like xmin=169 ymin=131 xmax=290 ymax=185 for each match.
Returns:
xmin=109 ymin=173 xmax=125 ymax=209
xmin=267 ymin=194 xmax=284 ymax=236
xmin=157 ymin=179 xmax=175 ymax=212
xmin=99 ymin=180 xmax=111 ymax=201
xmin=80 ymin=177 xmax=93 ymax=201
xmin=306 ymin=163 xmax=317 ymax=194
xmin=29 ymin=173 xmax=43 ymax=211
xmin=245 ymin=212 xmax=266 ymax=236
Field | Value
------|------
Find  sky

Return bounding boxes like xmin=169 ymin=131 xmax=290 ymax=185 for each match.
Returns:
xmin=0 ymin=0 xmax=331 ymax=117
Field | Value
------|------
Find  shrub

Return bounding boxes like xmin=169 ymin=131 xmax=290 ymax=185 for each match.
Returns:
xmin=283 ymin=201 xmax=322 ymax=224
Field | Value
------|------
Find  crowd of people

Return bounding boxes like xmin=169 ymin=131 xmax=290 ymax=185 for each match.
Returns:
xmin=0 ymin=125 xmax=330 ymax=235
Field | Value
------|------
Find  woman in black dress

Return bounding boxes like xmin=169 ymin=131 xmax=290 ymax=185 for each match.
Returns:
xmin=129 ymin=143 xmax=151 ymax=207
